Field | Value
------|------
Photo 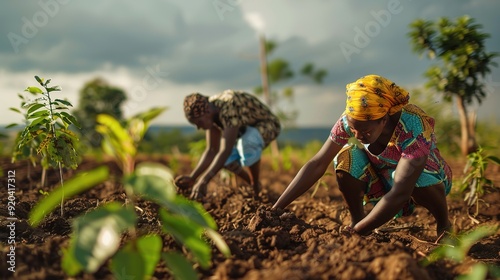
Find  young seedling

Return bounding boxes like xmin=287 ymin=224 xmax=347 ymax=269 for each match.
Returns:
xmin=459 ymin=146 xmax=500 ymax=220
xmin=8 ymin=92 xmax=44 ymax=185
xmin=310 ymin=172 xmax=333 ymax=198
xmin=10 ymin=76 xmax=80 ymax=215
xmin=30 ymin=107 xmax=230 ymax=280
xmin=422 ymin=225 xmax=500 ymax=279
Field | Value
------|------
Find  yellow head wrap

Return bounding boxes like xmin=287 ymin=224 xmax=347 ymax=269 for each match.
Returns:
xmin=345 ymin=75 xmax=410 ymax=121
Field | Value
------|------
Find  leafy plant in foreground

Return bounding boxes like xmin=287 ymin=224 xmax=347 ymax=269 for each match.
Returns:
xmin=0 ymin=132 xmax=6 ymax=175
xmin=7 ymin=92 xmax=40 ymax=183
xmin=9 ymin=76 xmax=80 ymax=215
xmin=459 ymin=146 xmax=500 ymax=218
xmin=421 ymin=225 xmax=500 ymax=280
xmin=30 ymin=107 xmax=230 ymax=280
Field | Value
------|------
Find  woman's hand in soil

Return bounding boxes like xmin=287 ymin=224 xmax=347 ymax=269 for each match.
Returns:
xmin=340 ymin=225 xmax=357 ymax=237
xmin=174 ymin=175 xmax=195 ymax=189
xmin=340 ymin=225 xmax=370 ymax=237
xmin=190 ymin=181 xmax=207 ymax=200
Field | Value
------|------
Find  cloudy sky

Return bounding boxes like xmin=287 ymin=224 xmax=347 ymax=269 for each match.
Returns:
xmin=1 ymin=0 xmax=499 ymax=128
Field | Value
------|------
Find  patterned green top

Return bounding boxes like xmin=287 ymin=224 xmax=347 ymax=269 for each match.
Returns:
xmin=209 ymin=90 xmax=281 ymax=146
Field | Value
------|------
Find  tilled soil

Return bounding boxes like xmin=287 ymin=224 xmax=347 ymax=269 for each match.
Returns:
xmin=1 ymin=155 xmax=499 ymax=280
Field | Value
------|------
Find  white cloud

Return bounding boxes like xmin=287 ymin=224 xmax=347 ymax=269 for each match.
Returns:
xmin=244 ymin=12 xmax=266 ymax=34
xmin=239 ymin=1 xmax=350 ymax=44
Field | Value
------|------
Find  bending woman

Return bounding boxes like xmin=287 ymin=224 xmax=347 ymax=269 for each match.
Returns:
xmin=175 ymin=90 xmax=281 ymax=200
xmin=272 ymin=74 xmax=452 ymax=238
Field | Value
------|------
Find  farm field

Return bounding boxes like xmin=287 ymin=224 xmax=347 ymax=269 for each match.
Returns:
xmin=1 ymin=154 xmax=499 ymax=280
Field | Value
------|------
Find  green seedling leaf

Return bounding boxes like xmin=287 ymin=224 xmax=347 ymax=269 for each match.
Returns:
xmin=455 ymin=226 xmax=498 ymax=252
xmin=159 ymin=209 xmax=212 ymax=268
xmin=97 ymin=114 xmax=132 ymax=143
xmin=489 ymin=265 xmax=500 ymax=279
xmin=486 ymin=155 xmax=500 ymax=165
xmin=126 ymin=163 xmax=216 ymax=229
xmin=110 ymin=243 xmax=146 ymax=280
xmin=53 ymin=112 xmax=63 ymax=119
xmin=60 ymin=111 xmax=80 ymax=128
xmin=9 ymin=107 xmax=21 ymax=113
xmin=54 ymin=98 xmax=73 ymax=107
xmin=26 ymin=86 xmax=43 ymax=94
xmin=205 ymin=228 xmax=231 ymax=258
xmin=27 ymin=103 xmax=46 ymax=114
xmin=35 ymin=75 xmax=43 ymax=84
xmin=126 ymin=107 xmax=167 ymax=143
xmin=27 ymin=110 xmax=49 ymax=120
xmin=28 ymin=123 xmax=47 ymax=135
xmin=97 ymin=114 xmax=135 ymax=155
xmin=168 ymin=196 xmax=218 ymax=229
xmin=456 ymin=263 xmax=488 ymax=280
xmin=5 ymin=123 xmax=18 ymax=129
xmin=162 ymin=252 xmax=198 ymax=280
xmin=61 ymin=243 xmax=83 ymax=276
xmin=423 ymin=225 xmax=498 ymax=265
xmin=47 ymin=86 xmax=61 ymax=92
xmin=128 ymin=118 xmax=148 ymax=144
xmin=53 ymin=136 xmax=79 ymax=169
xmin=125 ymin=162 xmax=176 ymax=201
xmin=72 ymin=202 xmax=137 ymax=273
xmin=137 ymin=235 xmax=163 ymax=277
xmin=99 ymin=137 xmax=120 ymax=161
xmin=131 ymin=106 xmax=167 ymax=124
xmin=29 ymin=166 xmax=109 ymax=226
xmin=109 ymin=234 xmax=162 ymax=279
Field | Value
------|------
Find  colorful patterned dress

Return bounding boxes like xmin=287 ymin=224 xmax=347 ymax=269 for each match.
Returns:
xmin=209 ymin=90 xmax=281 ymax=147
xmin=330 ymin=104 xmax=452 ymax=217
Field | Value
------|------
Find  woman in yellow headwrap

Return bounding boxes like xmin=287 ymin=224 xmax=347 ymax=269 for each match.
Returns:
xmin=273 ymin=75 xmax=452 ymax=240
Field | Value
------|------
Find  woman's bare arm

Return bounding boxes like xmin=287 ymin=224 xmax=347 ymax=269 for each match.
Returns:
xmin=353 ymin=155 xmax=428 ymax=234
xmin=189 ymin=125 xmax=222 ymax=180
xmin=273 ymin=139 xmax=342 ymax=210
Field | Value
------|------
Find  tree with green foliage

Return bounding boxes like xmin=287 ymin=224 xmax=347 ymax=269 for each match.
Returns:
xmin=73 ymin=78 xmax=127 ymax=148
xmin=255 ymin=38 xmax=327 ymax=128
xmin=408 ymin=15 xmax=498 ymax=156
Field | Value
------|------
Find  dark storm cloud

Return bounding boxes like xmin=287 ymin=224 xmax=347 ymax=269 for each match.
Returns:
xmin=0 ymin=0 xmax=264 ymax=87
xmin=2 ymin=0 xmax=498 ymax=86
xmin=1 ymin=1 xmax=189 ymax=72
xmin=1 ymin=0 xmax=499 ymax=124
xmin=158 ymin=15 xmax=263 ymax=88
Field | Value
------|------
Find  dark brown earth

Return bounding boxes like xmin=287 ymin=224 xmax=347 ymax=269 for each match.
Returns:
xmin=1 ymin=154 xmax=499 ymax=280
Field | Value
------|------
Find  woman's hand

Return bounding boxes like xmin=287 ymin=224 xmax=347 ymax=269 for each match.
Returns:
xmin=190 ymin=181 xmax=208 ymax=200
xmin=174 ymin=175 xmax=195 ymax=189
